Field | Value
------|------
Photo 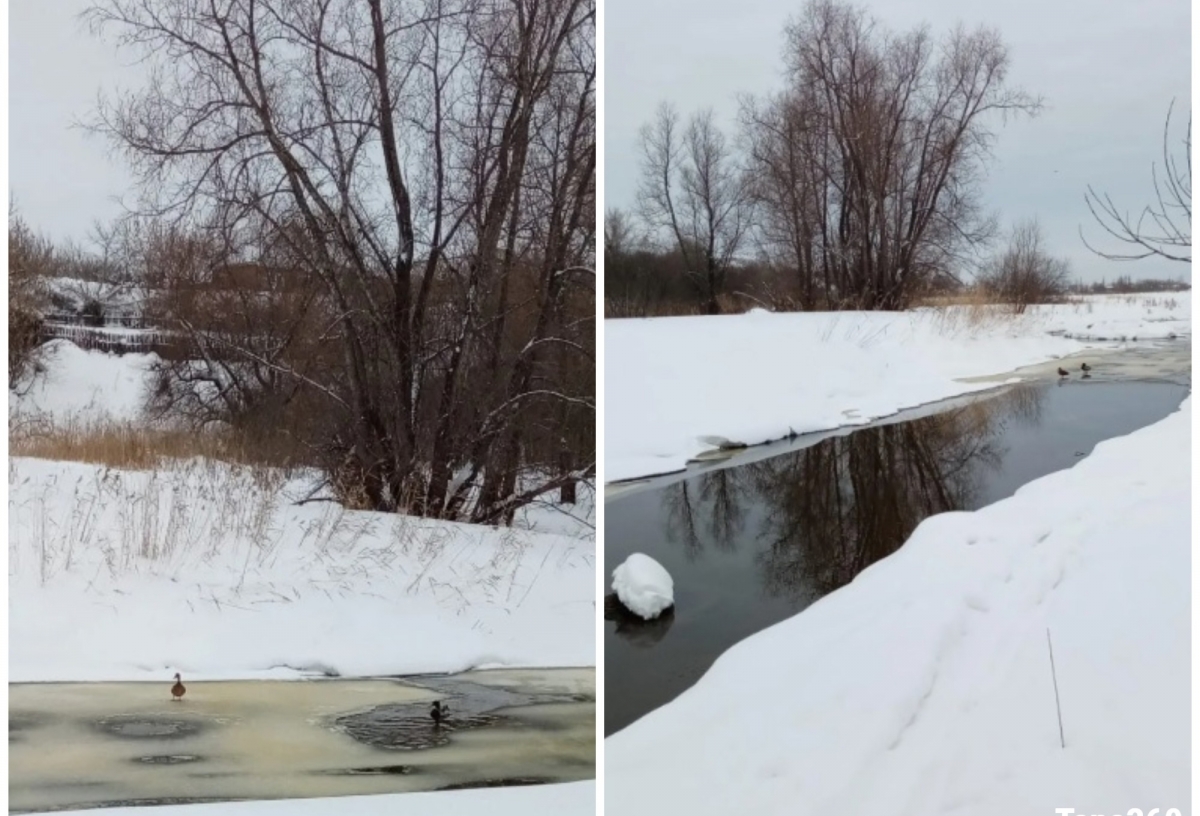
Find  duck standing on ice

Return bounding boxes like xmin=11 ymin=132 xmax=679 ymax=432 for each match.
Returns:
xmin=171 ymin=673 xmax=186 ymax=702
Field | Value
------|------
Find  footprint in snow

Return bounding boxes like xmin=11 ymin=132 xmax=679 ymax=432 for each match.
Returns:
xmin=964 ymin=594 xmax=990 ymax=613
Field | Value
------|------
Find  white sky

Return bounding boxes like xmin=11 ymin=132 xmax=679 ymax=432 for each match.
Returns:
xmin=5 ymin=0 xmax=1193 ymax=282
xmin=604 ymin=0 xmax=1193 ymax=282
xmin=10 ymin=0 xmax=137 ymax=246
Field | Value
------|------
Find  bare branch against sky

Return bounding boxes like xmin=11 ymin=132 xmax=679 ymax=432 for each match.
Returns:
xmin=1081 ymin=100 xmax=1191 ymax=264
xmin=8 ymin=0 xmax=1191 ymax=282
xmin=604 ymin=0 xmax=1190 ymax=282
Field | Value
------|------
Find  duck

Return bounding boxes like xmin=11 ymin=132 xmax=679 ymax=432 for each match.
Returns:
xmin=171 ymin=673 xmax=186 ymax=702
xmin=1057 ymin=367 xmax=1069 ymax=377
xmin=430 ymin=700 xmax=449 ymax=726
xmin=1081 ymin=362 xmax=1092 ymax=372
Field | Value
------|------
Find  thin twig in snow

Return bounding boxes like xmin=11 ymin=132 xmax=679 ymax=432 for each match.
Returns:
xmin=1047 ymin=627 xmax=1066 ymax=749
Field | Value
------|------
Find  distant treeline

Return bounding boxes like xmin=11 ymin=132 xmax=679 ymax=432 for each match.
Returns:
xmin=605 ymin=238 xmax=1189 ymax=319
xmin=1065 ymin=276 xmax=1191 ymax=295
xmin=604 ymin=242 xmax=967 ymax=318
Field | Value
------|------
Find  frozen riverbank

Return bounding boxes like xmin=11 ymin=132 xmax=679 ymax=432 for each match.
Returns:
xmin=10 ymin=341 xmax=596 ymax=683
xmin=606 ymin=396 xmax=1190 ymax=814
xmin=10 ymin=456 xmax=595 ymax=682
xmin=606 ymin=293 xmax=1189 ymax=481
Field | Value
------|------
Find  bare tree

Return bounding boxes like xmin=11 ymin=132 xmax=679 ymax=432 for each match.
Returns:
xmin=41 ymin=229 xmax=138 ymax=323
xmin=977 ymin=218 xmax=1070 ymax=313
xmin=8 ymin=208 xmax=53 ymax=393
xmin=86 ymin=0 xmax=595 ymax=523
xmin=742 ymin=0 xmax=1040 ymax=310
xmin=604 ymin=207 xmax=636 ymax=261
xmin=1082 ymin=101 xmax=1191 ymax=263
xmin=604 ymin=206 xmax=683 ymax=316
xmin=126 ymin=220 xmax=335 ymax=449
xmin=740 ymin=88 xmax=825 ymax=310
xmin=637 ymin=104 xmax=750 ymax=314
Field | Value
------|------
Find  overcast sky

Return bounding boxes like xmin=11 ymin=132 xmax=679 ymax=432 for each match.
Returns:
xmin=605 ymin=0 xmax=1192 ymax=282
xmin=7 ymin=0 xmax=1192 ymax=282
xmin=10 ymin=0 xmax=140 ymax=247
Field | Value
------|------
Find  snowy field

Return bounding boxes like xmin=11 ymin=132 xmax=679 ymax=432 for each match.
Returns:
xmin=10 ymin=344 xmax=595 ymax=682
xmin=606 ymin=293 xmax=1190 ymax=481
xmin=606 ymin=397 xmax=1190 ymax=815
xmin=49 ymin=780 xmax=594 ymax=816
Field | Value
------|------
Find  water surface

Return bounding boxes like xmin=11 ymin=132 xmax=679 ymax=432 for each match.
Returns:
xmin=605 ymin=360 xmax=1189 ymax=735
xmin=10 ymin=669 xmax=594 ymax=812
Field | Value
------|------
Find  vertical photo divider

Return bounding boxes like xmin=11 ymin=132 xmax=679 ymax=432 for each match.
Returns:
xmin=593 ymin=0 xmax=607 ymax=811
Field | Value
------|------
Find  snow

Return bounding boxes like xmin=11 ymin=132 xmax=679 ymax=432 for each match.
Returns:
xmin=611 ymin=553 xmax=675 ymax=620
xmin=10 ymin=343 xmax=596 ymax=683
xmin=47 ymin=780 xmax=595 ymax=815
xmin=606 ymin=397 xmax=1191 ymax=815
xmin=9 ymin=456 xmax=595 ymax=682
xmin=514 ymin=481 xmax=596 ymax=539
xmin=11 ymin=339 xmax=158 ymax=428
xmin=42 ymin=276 xmax=149 ymax=317
xmin=605 ymin=293 xmax=1190 ymax=482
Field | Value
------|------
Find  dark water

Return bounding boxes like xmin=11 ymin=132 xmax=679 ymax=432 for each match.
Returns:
xmin=604 ymin=379 xmax=1189 ymax=735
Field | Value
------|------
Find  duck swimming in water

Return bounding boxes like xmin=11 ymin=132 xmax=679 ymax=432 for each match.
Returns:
xmin=1057 ymin=367 xmax=1069 ymax=377
xmin=1081 ymin=362 xmax=1092 ymax=372
xmin=171 ymin=673 xmax=186 ymax=702
xmin=430 ymin=700 xmax=449 ymax=726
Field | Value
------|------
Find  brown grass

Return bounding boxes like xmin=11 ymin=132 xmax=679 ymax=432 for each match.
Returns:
xmin=608 ymin=285 xmax=1144 ymax=329
xmin=604 ymin=297 xmax=700 ymax=318
xmin=912 ymin=289 xmax=1016 ymax=333
xmin=912 ymin=287 xmax=1093 ymax=334
xmin=10 ymin=420 xmax=308 ymax=472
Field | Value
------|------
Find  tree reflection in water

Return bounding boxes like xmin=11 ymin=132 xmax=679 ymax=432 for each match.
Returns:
xmin=662 ymin=468 xmax=751 ymax=558
xmin=660 ymin=385 xmax=1045 ymax=599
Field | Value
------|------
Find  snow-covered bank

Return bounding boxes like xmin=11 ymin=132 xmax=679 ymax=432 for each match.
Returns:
xmin=9 ymin=455 xmax=595 ymax=682
xmin=12 ymin=339 xmax=158 ymax=428
xmin=606 ymin=293 xmax=1190 ymax=481
xmin=606 ymin=398 xmax=1190 ymax=814
xmin=49 ymin=780 xmax=595 ymax=816
xmin=10 ymin=333 xmax=595 ymax=681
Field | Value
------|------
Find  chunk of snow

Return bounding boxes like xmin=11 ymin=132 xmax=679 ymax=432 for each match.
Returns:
xmin=612 ymin=553 xmax=675 ymax=620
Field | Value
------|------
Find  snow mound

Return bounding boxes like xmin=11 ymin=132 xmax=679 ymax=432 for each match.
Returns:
xmin=612 ymin=553 xmax=674 ymax=620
